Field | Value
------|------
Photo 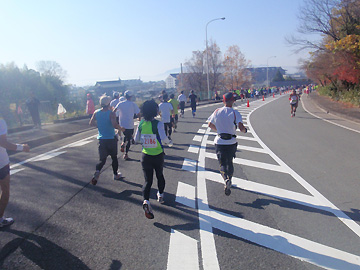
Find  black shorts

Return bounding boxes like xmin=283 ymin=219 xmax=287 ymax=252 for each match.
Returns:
xmin=123 ymin=129 xmax=134 ymax=141
xmin=0 ymin=164 xmax=10 ymax=180
xmin=170 ymin=114 xmax=178 ymax=123
xmin=98 ymin=139 xmax=118 ymax=160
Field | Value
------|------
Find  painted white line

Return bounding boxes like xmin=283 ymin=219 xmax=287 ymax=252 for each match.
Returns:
xmin=69 ymin=140 xmax=93 ymax=147
xmin=204 ymin=171 xmax=324 ymax=209
xmin=188 ymin=145 xmax=200 ymax=154
xmin=209 ymin=210 xmax=360 ymax=270
xmin=237 ymin=145 xmax=267 ymax=153
xmin=31 ymin=151 xmax=67 ymax=162
xmin=301 ymin=98 xmax=360 ymax=135
xmin=181 ymin=158 xmax=197 ymax=173
xmin=197 ymin=131 xmax=220 ymax=270
xmin=236 ymin=135 xmax=257 ymax=141
xmin=247 ymin=99 xmax=360 ymax=237
xmin=175 ymin=182 xmax=196 ymax=209
xmin=10 ymin=135 xmax=97 ymax=170
xmin=197 ymin=129 xmax=206 ymax=134
xmin=206 ymin=131 xmax=217 ymax=136
xmin=205 ymin=152 xmax=285 ymax=173
xmin=202 ymin=124 xmax=208 ymax=128
xmin=10 ymin=168 xmax=25 ymax=175
xmin=193 ymin=135 xmax=203 ymax=142
xmin=167 ymin=229 xmax=199 ymax=270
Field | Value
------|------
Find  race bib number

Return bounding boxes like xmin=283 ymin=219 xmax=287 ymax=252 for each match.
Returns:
xmin=141 ymin=134 xmax=157 ymax=148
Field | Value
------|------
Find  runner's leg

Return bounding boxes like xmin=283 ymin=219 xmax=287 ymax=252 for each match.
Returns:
xmin=0 ymin=172 xmax=10 ymax=218
xmin=142 ymin=154 xmax=154 ymax=201
xmin=154 ymin=153 xmax=165 ymax=194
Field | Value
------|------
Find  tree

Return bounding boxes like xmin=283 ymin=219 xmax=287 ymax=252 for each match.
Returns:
xmin=36 ymin=60 xmax=67 ymax=79
xmin=223 ymin=45 xmax=251 ymax=90
xmin=272 ymin=69 xmax=285 ymax=82
xmin=206 ymin=40 xmax=224 ymax=96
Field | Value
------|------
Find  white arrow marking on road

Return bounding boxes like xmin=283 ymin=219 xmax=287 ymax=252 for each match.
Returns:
xmin=167 ymin=229 xmax=199 ymax=270
xmin=31 ymin=151 xmax=67 ymax=162
xmin=175 ymin=182 xmax=196 ymax=209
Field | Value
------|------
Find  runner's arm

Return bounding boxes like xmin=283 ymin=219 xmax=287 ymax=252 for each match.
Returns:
xmin=208 ymin=122 xmax=217 ymax=131
xmin=89 ymin=112 xmax=97 ymax=127
xmin=110 ymin=111 xmax=125 ymax=132
xmin=0 ymin=134 xmax=30 ymax=152
xmin=158 ymin=122 xmax=170 ymax=144
xmin=238 ymin=122 xmax=247 ymax=133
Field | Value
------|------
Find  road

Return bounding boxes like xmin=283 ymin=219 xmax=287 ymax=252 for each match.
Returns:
xmin=1 ymin=95 xmax=360 ymax=270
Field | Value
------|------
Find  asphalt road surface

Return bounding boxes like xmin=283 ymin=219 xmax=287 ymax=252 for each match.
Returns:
xmin=1 ymin=96 xmax=360 ymax=270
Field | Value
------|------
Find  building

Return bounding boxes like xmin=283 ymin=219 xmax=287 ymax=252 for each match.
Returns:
xmin=95 ymin=79 xmax=124 ymax=95
xmin=248 ymin=67 xmax=286 ymax=85
xmin=165 ymin=74 xmax=179 ymax=89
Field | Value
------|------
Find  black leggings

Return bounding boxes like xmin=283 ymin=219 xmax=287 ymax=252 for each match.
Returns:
xmin=141 ymin=152 xmax=165 ymax=201
xmin=96 ymin=139 xmax=118 ymax=175
xmin=164 ymin=122 xmax=172 ymax=137
xmin=123 ymin=129 xmax=134 ymax=153
xmin=215 ymin=143 xmax=237 ymax=181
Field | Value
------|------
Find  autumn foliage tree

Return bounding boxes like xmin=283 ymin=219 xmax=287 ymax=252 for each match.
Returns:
xmin=222 ymin=45 xmax=252 ymax=90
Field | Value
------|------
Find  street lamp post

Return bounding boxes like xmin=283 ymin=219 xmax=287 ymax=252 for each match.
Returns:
xmin=266 ymin=56 xmax=276 ymax=88
xmin=206 ymin=17 xmax=225 ymax=100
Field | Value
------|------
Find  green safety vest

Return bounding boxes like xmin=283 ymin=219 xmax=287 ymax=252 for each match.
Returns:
xmin=138 ymin=119 xmax=163 ymax=155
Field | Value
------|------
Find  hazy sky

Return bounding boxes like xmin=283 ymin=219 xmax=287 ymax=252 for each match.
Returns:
xmin=0 ymin=0 xmax=316 ymax=86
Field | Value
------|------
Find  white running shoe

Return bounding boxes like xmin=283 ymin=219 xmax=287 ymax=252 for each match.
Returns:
xmin=143 ymin=201 xmax=154 ymax=219
xmin=114 ymin=171 xmax=123 ymax=180
xmin=157 ymin=192 xmax=165 ymax=204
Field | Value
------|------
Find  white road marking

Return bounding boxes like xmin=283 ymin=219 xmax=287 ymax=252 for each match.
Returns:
xmin=209 ymin=210 xmax=360 ymax=270
xmin=188 ymin=145 xmax=200 ymax=154
xmin=10 ymin=135 xmax=97 ymax=170
xmin=181 ymin=158 xmax=197 ymax=173
xmin=301 ymin=98 xmax=360 ymax=135
xmin=68 ymin=140 xmax=93 ymax=147
xmin=193 ymin=135 xmax=203 ymax=142
xmin=237 ymin=145 xmax=267 ymax=153
xmin=167 ymin=229 xmax=199 ymax=270
xmin=205 ymin=152 xmax=286 ymax=173
xmin=10 ymin=168 xmax=25 ymax=175
xmin=202 ymin=124 xmax=208 ymax=128
xmin=175 ymin=182 xmax=196 ymax=209
xmin=31 ymin=151 xmax=67 ymax=162
xmin=197 ymin=129 xmax=206 ymax=134
xmin=236 ymin=135 xmax=257 ymax=141
xmin=197 ymin=132 xmax=220 ymax=270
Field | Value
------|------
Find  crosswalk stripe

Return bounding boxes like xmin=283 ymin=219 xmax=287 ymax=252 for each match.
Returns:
xmin=175 ymin=182 xmax=196 ymax=209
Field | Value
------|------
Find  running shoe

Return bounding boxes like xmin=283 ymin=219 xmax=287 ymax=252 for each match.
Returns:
xmin=224 ymin=179 xmax=232 ymax=196
xmin=157 ymin=192 xmax=164 ymax=204
xmin=120 ymin=143 xmax=125 ymax=152
xmin=91 ymin=171 xmax=100 ymax=185
xmin=114 ymin=171 xmax=123 ymax=180
xmin=143 ymin=201 xmax=154 ymax=219
xmin=123 ymin=154 xmax=129 ymax=160
xmin=131 ymin=138 xmax=135 ymax=144
xmin=0 ymin=217 xmax=14 ymax=228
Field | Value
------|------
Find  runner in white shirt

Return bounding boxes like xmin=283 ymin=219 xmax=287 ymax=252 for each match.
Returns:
xmin=177 ymin=91 xmax=186 ymax=117
xmin=159 ymin=93 xmax=174 ymax=141
xmin=208 ymin=92 xmax=247 ymax=196
xmin=115 ymin=90 xmax=141 ymax=160
xmin=0 ymin=118 xmax=30 ymax=228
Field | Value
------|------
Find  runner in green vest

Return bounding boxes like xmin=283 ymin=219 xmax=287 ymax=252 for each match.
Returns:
xmin=134 ymin=99 xmax=171 ymax=219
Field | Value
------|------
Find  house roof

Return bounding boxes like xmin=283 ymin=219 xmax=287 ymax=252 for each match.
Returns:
xmin=95 ymin=79 xmax=122 ymax=88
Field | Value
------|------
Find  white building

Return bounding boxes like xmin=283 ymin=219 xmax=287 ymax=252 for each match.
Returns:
xmin=165 ymin=73 xmax=179 ymax=89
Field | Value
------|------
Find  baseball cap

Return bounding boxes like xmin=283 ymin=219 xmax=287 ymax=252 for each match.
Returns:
xmin=100 ymin=95 xmax=111 ymax=107
xmin=113 ymin=92 xmax=120 ymax=98
xmin=223 ymin=92 xmax=235 ymax=102
xmin=124 ymin=90 xmax=133 ymax=98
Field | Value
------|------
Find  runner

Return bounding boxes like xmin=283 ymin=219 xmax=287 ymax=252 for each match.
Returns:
xmin=89 ymin=95 xmax=125 ymax=185
xmin=177 ymin=91 xmax=186 ymax=117
xmin=134 ymin=99 xmax=171 ymax=219
xmin=289 ymin=89 xmax=299 ymax=117
xmin=208 ymin=92 xmax=247 ymax=196
xmin=158 ymin=93 xmax=174 ymax=142
xmin=0 ymin=118 xmax=30 ymax=228
xmin=188 ymin=90 xmax=198 ymax=117
xmin=169 ymin=93 xmax=179 ymax=131
xmin=115 ymin=90 xmax=141 ymax=160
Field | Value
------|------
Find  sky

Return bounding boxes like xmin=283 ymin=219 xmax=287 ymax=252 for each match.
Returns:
xmin=0 ymin=0 xmax=318 ymax=86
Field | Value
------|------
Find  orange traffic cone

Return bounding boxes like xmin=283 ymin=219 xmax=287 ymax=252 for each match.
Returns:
xmin=262 ymin=95 xmax=265 ymax=101
xmin=247 ymin=99 xmax=250 ymax=107
xmin=273 ymin=93 xmax=275 ymax=98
